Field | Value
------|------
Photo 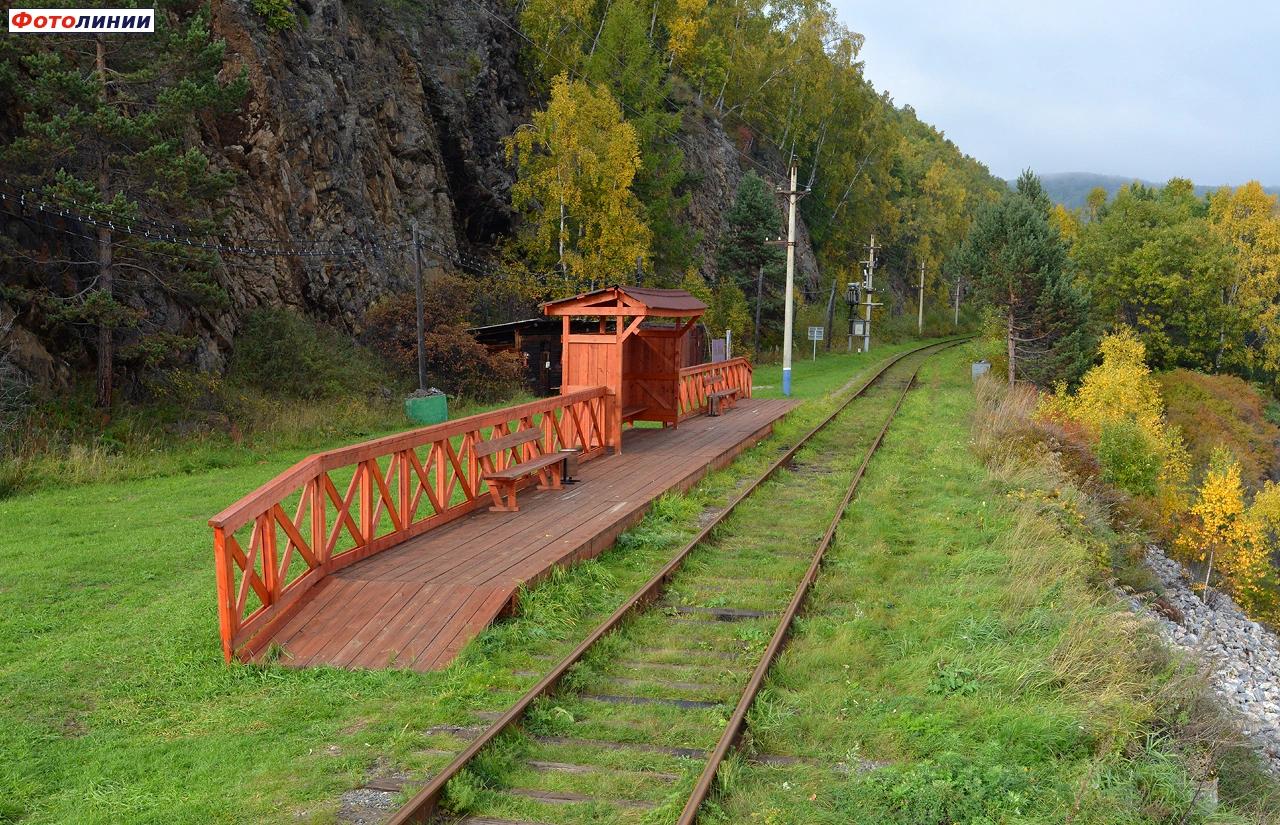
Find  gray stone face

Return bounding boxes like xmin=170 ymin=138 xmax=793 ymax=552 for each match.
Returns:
xmin=203 ymin=0 xmax=532 ymax=340
xmin=3 ymin=0 xmax=824 ymax=385
xmin=1129 ymin=544 xmax=1280 ymax=773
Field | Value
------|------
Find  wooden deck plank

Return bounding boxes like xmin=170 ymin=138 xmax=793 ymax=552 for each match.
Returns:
xmin=347 ymin=583 xmax=459 ymax=670
xmin=265 ymin=398 xmax=796 ymax=672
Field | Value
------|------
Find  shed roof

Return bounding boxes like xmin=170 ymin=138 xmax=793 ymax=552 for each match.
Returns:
xmin=542 ymin=285 xmax=706 ymax=317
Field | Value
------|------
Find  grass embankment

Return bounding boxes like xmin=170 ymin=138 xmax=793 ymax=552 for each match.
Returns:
xmin=705 ymin=347 xmax=1280 ymax=824
xmin=0 ymin=340 xmax=920 ymax=823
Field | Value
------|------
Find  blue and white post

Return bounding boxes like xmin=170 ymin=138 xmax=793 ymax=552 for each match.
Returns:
xmin=781 ymin=162 xmax=798 ymax=397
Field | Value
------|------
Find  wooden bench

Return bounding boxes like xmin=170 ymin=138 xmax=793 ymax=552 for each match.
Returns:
xmin=705 ymin=375 xmax=739 ymax=417
xmin=476 ymin=429 xmax=566 ymax=512
xmin=622 ymin=405 xmax=646 ymax=427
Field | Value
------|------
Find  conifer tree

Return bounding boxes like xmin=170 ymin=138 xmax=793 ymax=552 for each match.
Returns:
xmin=716 ymin=171 xmax=783 ymax=354
xmin=954 ymin=170 xmax=1092 ymax=385
xmin=0 ymin=2 xmax=245 ymax=407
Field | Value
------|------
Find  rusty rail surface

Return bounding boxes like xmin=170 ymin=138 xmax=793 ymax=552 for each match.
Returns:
xmin=675 ymin=342 xmax=959 ymax=822
xmin=208 ymin=387 xmax=611 ymax=663
xmin=676 ymin=357 xmax=752 ymax=419
xmin=386 ymin=337 xmax=965 ymax=824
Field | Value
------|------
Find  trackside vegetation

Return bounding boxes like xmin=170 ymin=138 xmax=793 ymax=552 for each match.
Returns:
xmin=706 ymin=348 xmax=1280 ymax=823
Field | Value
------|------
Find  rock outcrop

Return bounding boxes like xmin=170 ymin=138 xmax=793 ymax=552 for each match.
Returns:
xmin=2 ymin=0 xmax=821 ymax=387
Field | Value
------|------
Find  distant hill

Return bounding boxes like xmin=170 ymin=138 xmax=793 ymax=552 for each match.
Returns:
xmin=1007 ymin=172 xmax=1280 ymax=210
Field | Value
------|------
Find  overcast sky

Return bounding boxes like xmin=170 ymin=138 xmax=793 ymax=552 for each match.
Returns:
xmin=830 ymin=1 xmax=1280 ymax=185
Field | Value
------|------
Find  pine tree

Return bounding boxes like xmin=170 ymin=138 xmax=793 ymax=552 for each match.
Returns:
xmin=0 ymin=2 xmax=245 ymax=407
xmin=716 ymin=172 xmax=783 ymax=354
xmin=953 ymin=170 xmax=1092 ymax=385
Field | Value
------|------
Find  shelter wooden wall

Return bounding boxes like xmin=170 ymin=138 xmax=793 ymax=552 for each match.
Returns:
xmin=623 ymin=330 xmax=680 ymax=424
xmin=562 ymin=336 xmax=618 ymax=395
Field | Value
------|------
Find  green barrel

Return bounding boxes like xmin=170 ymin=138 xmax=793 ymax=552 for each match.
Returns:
xmin=405 ymin=393 xmax=448 ymax=425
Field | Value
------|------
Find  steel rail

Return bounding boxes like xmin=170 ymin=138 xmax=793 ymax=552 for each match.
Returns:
xmin=387 ymin=337 xmax=965 ymax=824
xmin=675 ymin=339 xmax=962 ymax=824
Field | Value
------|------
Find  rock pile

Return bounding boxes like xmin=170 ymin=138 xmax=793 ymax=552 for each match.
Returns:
xmin=1130 ymin=544 xmax=1280 ymax=773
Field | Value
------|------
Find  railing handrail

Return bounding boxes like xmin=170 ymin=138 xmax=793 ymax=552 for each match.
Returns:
xmin=208 ymin=386 xmax=613 ymax=663
xmin=677 ymin=358 xmax=753 ymax=420
xmin=209 ymin=386 xmax=608 ymax=534
xmin=678 ymin=356 xmax=752 ymax=377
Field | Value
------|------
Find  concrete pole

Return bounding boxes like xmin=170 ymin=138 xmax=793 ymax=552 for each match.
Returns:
xmin=917 ymin=261 xmax=925 ymax=336
xmin=782 ymin=163 xmax=798 ymax=397
xmin=862 ymin=235 xmax=876 ymax=353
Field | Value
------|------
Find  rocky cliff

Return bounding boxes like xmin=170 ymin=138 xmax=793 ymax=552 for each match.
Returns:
xmin=3 ymin=0 xmax=821 ymax=387
xmin=200 ymin=0 xmax=532 ymax=368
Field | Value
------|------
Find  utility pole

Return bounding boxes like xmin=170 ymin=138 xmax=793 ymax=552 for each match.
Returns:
xmin=917 ymin=260 xmax=925 ymax=336
xmin=776 ymin=163 xmax=806 ymax=397
xmin=412 ymin=220 xmax=426 ymax=393
xmin=823 ymin=279 xmax=836 ymax=352
xmin=954 ymin=275 xmax=961 ymax=326
xmin=862 ymin=234 xmax=879 ymax=353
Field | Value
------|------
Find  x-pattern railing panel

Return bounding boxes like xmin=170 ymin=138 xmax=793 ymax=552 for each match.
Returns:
xmin=677 ymin=358 xmax=753 ymax=419
xmin=209 ymin=388 xmax=611 ymax=662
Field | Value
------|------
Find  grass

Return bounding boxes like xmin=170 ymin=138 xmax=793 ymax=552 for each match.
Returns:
xmin=0 ymin=389 xmax=536 ymax=500
xmin=700 ymin=347 xmax=1280 ymax=824
xmin=0 ymin=339 xmax=927 ymax=823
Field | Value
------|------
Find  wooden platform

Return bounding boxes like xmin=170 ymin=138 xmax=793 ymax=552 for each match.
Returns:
xmin=260 ymin=398 xmax=797 ymax=671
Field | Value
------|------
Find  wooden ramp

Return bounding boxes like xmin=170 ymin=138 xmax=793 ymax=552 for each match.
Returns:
xmin=260 ymin=398 xmax=797 ymax=671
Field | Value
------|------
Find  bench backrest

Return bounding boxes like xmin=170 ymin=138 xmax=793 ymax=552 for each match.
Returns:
xmin=474 ymin=428 xmax=542 ymax=458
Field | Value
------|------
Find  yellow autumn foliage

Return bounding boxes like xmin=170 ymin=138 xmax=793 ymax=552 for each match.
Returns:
xmin=506 ymin=74 xmax=651 ymax=294
xmin=665 ymin=0 xmax=707 ymax=62
xmin=1068 ymin=328 xmax=1164 ymax=436
xmin=1039 ymin=327 xmax=1190 ymax=502
xmin=1177 ymin=451 xmax=1273 ymax=618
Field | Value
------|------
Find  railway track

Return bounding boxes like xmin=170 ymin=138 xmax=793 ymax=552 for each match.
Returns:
xmin=387 ymin=338 xmax=962 ymax=825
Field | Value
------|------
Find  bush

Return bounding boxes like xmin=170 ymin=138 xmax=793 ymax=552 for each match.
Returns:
xmin=251 ymin=0 xmax=296 ymax=31
xmin=228 ymin=308 xmax=386 ymax=400
xmin=1095 ymin=419 xmax=1161 ymax=496
xmin=1157 ymin=369 xmax=1279 ymax=488
xmin=363 ymin=276 xmax=524 ymax=402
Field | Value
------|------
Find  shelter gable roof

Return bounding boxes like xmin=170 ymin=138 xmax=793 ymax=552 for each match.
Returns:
xmin=542 ymin=285 xmax=706 ymax=317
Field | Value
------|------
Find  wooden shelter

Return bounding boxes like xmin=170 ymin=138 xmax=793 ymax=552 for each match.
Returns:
xmin=543 ymin=286 xmax=706 ymax=450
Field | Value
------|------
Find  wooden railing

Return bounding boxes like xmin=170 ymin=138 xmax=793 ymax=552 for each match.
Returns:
xmin=208 ymin=388 xmax=611 ymax=663
xmin=677 ymin=357 xmax=753 ymax=420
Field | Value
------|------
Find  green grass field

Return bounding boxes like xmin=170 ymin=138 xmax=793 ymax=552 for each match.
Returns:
xmin=7 ymin=339 xmax=1268 ymax=824
xmin=0 ymin=342 xmax=917 ymax=824
xmin=706 ymin=348 xmax=1280 ymax=824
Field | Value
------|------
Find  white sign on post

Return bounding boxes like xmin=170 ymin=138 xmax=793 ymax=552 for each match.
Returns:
xmin=807 ymin=326 xmax=823 ymax=361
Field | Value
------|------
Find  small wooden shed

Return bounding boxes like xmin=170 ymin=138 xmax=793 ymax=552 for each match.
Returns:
xmin=543 ymin=286 xmax=707 ymax=451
